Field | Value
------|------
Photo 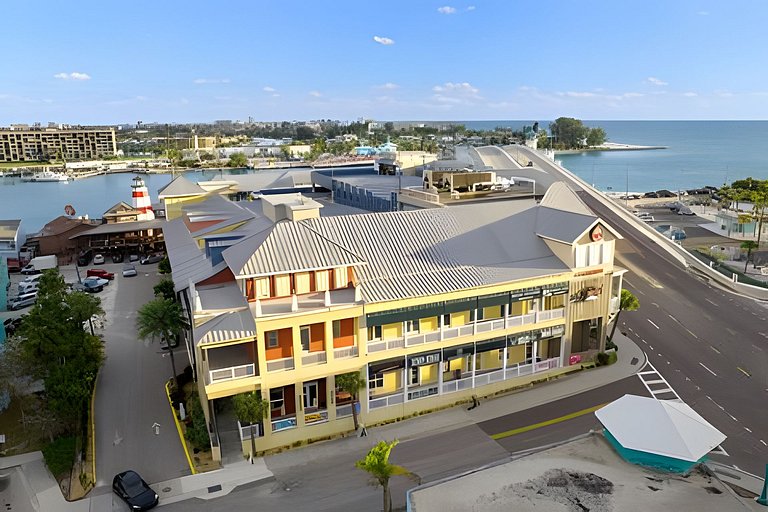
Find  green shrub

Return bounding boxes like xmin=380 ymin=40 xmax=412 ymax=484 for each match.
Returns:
xmin=184 ymin=392 xmax=210 ymax=451
xmin=158 ymin=257 xmax=172 ymax=274
xmin=605 ymin=339 xmax=618 ymax=352
xmin=595 ymin=352 xmax=610 ymax=366
xmin=42 ymin=436 xmax=77 ymax=478
xmin=607 ymin=351 xmax=618 ymax=365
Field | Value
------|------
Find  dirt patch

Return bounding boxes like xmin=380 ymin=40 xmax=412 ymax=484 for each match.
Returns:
xmin=508 ymin=468 xmax=614 ymax=512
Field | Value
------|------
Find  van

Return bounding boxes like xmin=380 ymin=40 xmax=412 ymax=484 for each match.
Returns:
xmin=8 ymin=292 xmax=37 ymax=311
xmin=21 ymin=274 xmax=43 ymax=285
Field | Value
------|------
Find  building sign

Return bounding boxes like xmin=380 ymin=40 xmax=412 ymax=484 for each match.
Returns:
xmin=510 ymin=288 xmax=542 ymax=301
xmin=409 ymin=352 xmax=441 ymax=367
xmin=569 ymin=285 xmax=603 ymax=303
xmin=542 ymin=283 xmax=569 ymax=296
xmin=590 ymin=225 xmax=604 ymax=241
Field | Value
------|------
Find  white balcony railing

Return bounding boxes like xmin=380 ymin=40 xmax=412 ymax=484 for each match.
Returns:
xmin=209 ymin=363 xmax=256 ymax=384
xmin=266 ymin=357 xmax=295 ymax=372
xmin=406 ymin=384 xmax=439 ymax=401
xmin=441 ymin=376 xmax=474 ymax=394
xmin=536 ymin=308 xmax=565 ymax=322
xmin=237 ymin=420 xmax=261 ymax=441
xmin=368 ymin=392 xmax=405 ymax=410
xmin=367 ymin=337 xmax=405 ymax=353
xmin=404 ymin=330 xmax=441 ymax=347
xmin=441 ymin=324 xmax=474 ymax=340
xmin=333 ymin=346 xmax=359 ymax=359
xmin=301 ymin=351 xmax=327 ymax=366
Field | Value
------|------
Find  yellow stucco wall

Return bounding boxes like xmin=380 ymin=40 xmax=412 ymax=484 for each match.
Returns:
xmin=507 ymin=344 xmax=526 ymax=364
xmin=382 ymin=322 xmax=403 ymax=339
xmin=163 ymin=195 xmax=206 ymax=220
xmin=483 ymin=306 xmax=502 ymax=319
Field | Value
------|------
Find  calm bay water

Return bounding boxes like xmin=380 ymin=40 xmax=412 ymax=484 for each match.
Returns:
xmin=3 ymin=121 xmax=768 ymax=232
xmin=464 ymin=120 xmax=768 ymax=193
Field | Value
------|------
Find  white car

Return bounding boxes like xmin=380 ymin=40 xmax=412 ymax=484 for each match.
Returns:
xmin=93 ymin=254 xmax=105 ymax=264
xmin=641 ymin=216 xmax=655 ymax=222
xmin=122 ymin=264 xmax=138 ymax=278
xmin=83 ymin=276 xmax=109 ymax=288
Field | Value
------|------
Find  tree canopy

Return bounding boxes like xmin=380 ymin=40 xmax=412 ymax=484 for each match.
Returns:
xmin=136 ymin=298 xmax=189 ymax=384
xmin=14 ymin=270 xmax=104 ymax=433
xmin=228 ymin=152 xmax=248 ymax=168
xmin=549 ymin=117 xmax=607 ymax=149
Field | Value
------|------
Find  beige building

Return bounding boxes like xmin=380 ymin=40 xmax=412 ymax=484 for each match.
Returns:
xmin=0 ymin=127 xmax=117 ymax=162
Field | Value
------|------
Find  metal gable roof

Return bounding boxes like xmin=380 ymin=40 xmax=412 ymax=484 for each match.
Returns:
xmin=157 ymin=175 xmax=207 ymax=198
xmin=236 ymin=221 xmax=367 ymax=278
xmin=195 ymin=310 xmax=256 ymax=346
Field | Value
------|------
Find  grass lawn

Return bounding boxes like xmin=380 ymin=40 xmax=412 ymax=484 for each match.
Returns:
xmin=42 ymin=436 xmax=76 ymax=480
xmin=0 ymin=396 xmax=47 ymax=455
xmin=0 ymin=161 xmax=49 ymax=169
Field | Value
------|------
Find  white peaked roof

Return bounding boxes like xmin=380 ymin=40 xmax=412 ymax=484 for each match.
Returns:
xmin=595 ymin=394 xmax=726 ymax=463
xmin=539 ymin=181 xmax=594 ymax=216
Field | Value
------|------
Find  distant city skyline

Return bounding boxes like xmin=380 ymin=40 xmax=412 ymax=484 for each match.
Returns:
xmin=2 ymin=0 xmax=767 ymax=124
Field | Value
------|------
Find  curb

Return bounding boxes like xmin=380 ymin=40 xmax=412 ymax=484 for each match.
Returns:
xmin=164 ymin=380 xmax=197 ymax=475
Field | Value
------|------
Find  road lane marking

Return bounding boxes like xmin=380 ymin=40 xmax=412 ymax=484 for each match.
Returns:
xmin=668 ymin=314 xmax=679 ymax=323
xmin=705 ymin=298 xmax=719 ymax=307
xmin=737 ymin=367 xmax=751 ymax=377
xmin=706 ymin=396 xmax=725 ymax=410
xmin=728 ymin=413 xmax=738 ymax=422
xmin=726 ymin=327 xmax=737 ymax=336
xmin=699 ymin=362 xmax=717 ymax=377
xmin=489 ymin=403 xmax=607 ymax=440
xmin=752 ymin=344 xmax=762 ymax=352
xmin=647 ymin=319 xmax=660 ymax=329
xmin=651 ymin=302 xmax=660 ymax=308
xmin=710 ymin=346 xmax=721 ymax=354
xmin=761 ymin=440 xmax=767 ymax=447
xmin=744 ymin=427 xmax=752 ymax=433
xmin=686 ymin=329 xmax=698 ymax=339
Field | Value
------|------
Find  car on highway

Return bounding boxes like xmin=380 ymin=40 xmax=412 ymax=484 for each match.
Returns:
xmin=122 ymin=264 xmax=137 ymax=278
xmin=86 ymin=268 xmax=115 ymax=280
xmin=112 ymin=470 xmax=159 ymax=511
xmin=93 ymin=254 xmax=105 ymax=265
xmin=640 ymin=216 xmax=655 ymax=223
xmin=140 ymin=254 xmax=164 ymax=265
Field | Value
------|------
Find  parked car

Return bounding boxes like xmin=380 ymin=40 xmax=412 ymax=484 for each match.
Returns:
xmin=87 ymin=269 xmax=115 ymax=280
xmin=122 ymin=264 xmax=138 ymax=278
xmin=83 ymin=276 xmax=109 ymax=288
xmin=3 ymin=316 xmax=24 ymax=336
xmin=140 ymin=254 xmax=164 ymax=265
xmin=18 ymin=281 xmax=39 ymax=294
xmin=112 ymin=470 xmax=158 ymax=511
xmin=73 ymin=281 xmax=103 ymax=293
xmin=77 ymin=249 xmax=93 ymax=266
xmin=129 ymin=254 xmax=140 ymax=262
xmin=641 ymin=216 xmax=655 ymax=223
xmin=8 ymin=292 xmax=37 ymax=311
xmin=112 ymin=252 xmax=124 ymax=263
xmin=93 ymin=254 xmax=105 ymax=265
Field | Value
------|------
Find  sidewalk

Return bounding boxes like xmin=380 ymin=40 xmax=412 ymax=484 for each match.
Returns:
xmin=1 ymin=331 xmax=642 ymax=510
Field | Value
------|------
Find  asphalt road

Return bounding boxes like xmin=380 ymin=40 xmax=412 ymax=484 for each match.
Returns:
xmin=93 ymin=262 xmax=189 ymax=491
xmin=518 ymin=145 xmax=768 ymax=475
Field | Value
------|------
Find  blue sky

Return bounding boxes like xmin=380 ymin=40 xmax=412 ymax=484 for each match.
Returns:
xmin=1 ymin=0 xmax=766 ymax=123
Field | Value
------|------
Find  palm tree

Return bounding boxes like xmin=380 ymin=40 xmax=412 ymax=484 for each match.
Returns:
xmin=335 ymin=370 xmax=366 ymax=431
xmin=608 ymin=289 xmax=640 ymax=342
xmin=232 ymin=389 xmax=269 ymax=462
xmin=741 ymin=240 xmax=759 ymax=272
xmin=136 ymin=298 xmax=189 ymax=386
xmin=356 ymin=440 xmax=417 ymax=512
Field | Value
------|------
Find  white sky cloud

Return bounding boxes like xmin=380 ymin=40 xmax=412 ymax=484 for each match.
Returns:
xmin=433 ymin=82 xmax=479 ymax=94
xmin=373 ymin=36 xmax=394 ymax=45
xmin=263 ymin=86 xmax=276 ymax=92
xmin=646 ymin=77 xmax=668 ymax=86
xmin=437 ymin=6 xmax=456 ymax=14
xmin=466 ymin=5 xmax=476 ymax=10
xmin=193 ymin=78 xmax=230 ymax=84
xmin=54 ymin=72 xmax=91 ymax=81
xmin=683 ymin=92 xmax=698 ymax=97
xmin=309 ymin=91 xmax=322 ymax=97
xmin=377 ymin=82 xmax=399 ymax=89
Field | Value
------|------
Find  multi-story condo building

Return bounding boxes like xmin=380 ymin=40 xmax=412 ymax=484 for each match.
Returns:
xmin=0 ymin=127 xmax=117 ymax=162
xmin=162 ymin=177 xmax=625 ymax=460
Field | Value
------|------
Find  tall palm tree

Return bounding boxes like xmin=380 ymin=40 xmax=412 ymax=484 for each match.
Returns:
xmin=137 ymin=298 xmax=189 ymax=386
xmin=356 ymin=440 xmax=417 ymax=512
xmin=232 ymin=389 xmax=269 ymax=462
xmin=335 ymin=370 xmax=366 ymax=431
xmin=608 ymin=289 xmax=640 ymax=342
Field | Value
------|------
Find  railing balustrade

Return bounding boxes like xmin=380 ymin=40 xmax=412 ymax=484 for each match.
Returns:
xmin=266 ymin=357 xmax=295 ymax=372
xmin=301 ymin=351 xmax=327 ymax=366
xmin=333 ymin=346 xmax=359 ymax=359
xmin=209 ymin=363 xmax=256 ymax=383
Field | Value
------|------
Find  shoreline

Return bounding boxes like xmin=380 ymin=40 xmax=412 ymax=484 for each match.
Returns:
xmin=555 ymin=142 xmax=667 ymax=155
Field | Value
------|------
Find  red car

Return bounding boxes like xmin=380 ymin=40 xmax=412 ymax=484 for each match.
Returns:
xmin=86 ymin=268 xmax=115 ymax=280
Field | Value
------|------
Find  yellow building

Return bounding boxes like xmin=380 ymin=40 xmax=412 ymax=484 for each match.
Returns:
xmin=163 ymin=181 xmax=625 ymax=460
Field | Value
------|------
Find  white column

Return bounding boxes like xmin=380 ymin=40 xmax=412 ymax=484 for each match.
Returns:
xmin=363 ymin=364 xmax=370 ymax=414
xmin=502 ymin=345 xmax=508 ymax=379
xmin=532 ymin=340 xmax=539 ymax=372
xmin=403 ymin=367 xmax=408 ymax=403
xmin=437 ymin=361 xmax=444 ymax=394
xmin=471 ymin=345 xmax=477 ymax=388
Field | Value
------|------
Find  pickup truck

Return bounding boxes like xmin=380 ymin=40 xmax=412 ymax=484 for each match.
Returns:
xmin=87 ymin=268 xmax=115 ymax=280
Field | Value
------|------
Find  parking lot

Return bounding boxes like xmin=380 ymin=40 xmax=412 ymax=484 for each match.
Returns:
xmin=631 ymin=204 xmax=737 ymax=250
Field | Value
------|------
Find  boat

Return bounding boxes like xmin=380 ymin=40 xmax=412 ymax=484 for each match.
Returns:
xmin=20 ymin=170 xmax=73 ymax=182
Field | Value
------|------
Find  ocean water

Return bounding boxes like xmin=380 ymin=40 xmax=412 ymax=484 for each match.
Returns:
xmin=462 ymin=120 xmax=768 ymax=193
xmin=3 ymin=122 xmax=768 ymax=232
